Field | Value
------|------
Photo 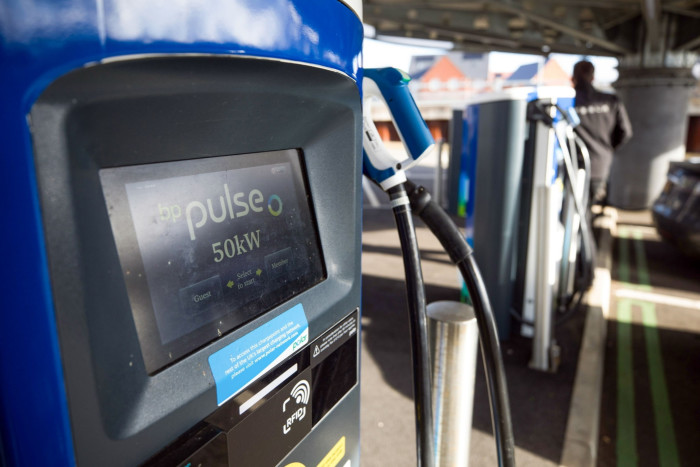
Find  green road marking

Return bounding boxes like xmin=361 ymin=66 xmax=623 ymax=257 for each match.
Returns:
xmin=641 ymin=302 xmax=680 ymax=467
xmin=633 ymin=234 xmax=680 ymax=467
xmin=615 ymin=228 xmax=680 ymax=466
xmin=632 ymin=231 xmax=652 ymax=291
xmin=616 ymin=300 xmax=638 ymax=467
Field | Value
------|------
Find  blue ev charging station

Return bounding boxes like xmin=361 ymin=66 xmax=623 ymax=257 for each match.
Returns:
xmin=453 ymin=87 xmax=592 ymax=372
xmin=0 ymin=1 xmax=364 ymax=465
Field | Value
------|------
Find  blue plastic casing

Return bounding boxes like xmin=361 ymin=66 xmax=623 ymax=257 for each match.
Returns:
xmin=364 ymin=68 xmax=434 ymax=161
xmin=0 ymin=2 xmax=362 ymax=465
xmin=362 ymin=67 xmax=435 ymax=189
xmin=362 ymin=149 xmax=402 ymax=186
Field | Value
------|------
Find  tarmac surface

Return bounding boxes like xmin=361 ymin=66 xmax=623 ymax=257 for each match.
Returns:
xmin=597 ymin=210 xmax=700 ymax=467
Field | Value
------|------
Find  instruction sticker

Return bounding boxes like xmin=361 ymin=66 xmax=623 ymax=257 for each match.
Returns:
xmin=311 ymin=310 xmax=357 ymax=366
xmin=208 ymin=303 xmax=309 ymax=405
xmin=317 ymin=436 xmax=346 ymax=467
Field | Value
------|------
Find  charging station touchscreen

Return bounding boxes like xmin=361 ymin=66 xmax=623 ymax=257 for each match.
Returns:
xmin=100 ymin=149 xmax=325 ymax=373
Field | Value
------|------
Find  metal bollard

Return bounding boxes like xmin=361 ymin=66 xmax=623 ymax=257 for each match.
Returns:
xmin=427 ymin=301 xmax=479 ymax=466
xmin=433 ymin=139 xmax=446 ymax=207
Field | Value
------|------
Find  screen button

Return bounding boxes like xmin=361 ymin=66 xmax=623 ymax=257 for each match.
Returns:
xmin=178 ymin=275 xmax=223 ymax=315
xmin=264 ymin=248 xmax=294 ymax=280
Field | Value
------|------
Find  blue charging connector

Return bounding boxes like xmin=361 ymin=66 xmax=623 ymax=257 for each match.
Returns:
xmin=362 ymin=67 xmax=435 ymax=190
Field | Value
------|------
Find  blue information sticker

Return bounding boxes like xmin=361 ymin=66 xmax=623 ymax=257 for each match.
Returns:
xmin=208 ymin=303 xmax=309 ymax=406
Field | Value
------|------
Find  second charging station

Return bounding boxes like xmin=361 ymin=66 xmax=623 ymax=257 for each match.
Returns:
xmin=451 ymin=87 xmax=591 ymax=372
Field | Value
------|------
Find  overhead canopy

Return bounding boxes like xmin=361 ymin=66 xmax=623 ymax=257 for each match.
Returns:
xmin=363 ymin=0 xmax=700 ymax=58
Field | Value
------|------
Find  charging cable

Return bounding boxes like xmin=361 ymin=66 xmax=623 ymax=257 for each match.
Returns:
xmin=363 ymin=67 xmax=435 ymax=467
xmin=388 ymin=183 xmax=436 ymax=467
xmin=363 ymin=67 xmax=516 ymax=467
xmin=405 ymin=181 xmax=516 ymax=467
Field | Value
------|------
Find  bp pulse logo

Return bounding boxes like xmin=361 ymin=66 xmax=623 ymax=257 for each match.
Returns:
xmin=267 ymin=194 xmax=283 ymax=217
xmin=282 ymin=380 xmax=310 ymax=435
xmin=157 ymin=184 xmax=283 ymax=240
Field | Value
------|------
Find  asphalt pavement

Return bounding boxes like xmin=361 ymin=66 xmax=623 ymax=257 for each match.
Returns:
xmin=597 ymin=210 xmax=700 ymax=467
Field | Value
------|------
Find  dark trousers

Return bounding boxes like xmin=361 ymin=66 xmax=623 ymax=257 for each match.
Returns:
xmin=583 ymin=179 xmax=607 ymax=268
xmin=589 ymin=178 xmax=607 ymax=207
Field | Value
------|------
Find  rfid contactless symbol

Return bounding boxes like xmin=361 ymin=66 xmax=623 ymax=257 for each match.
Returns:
xmin=291 ymin=380 xmax=310 ymax=405
xmin=268 ymin=194 xmax=283 ymax=216
xmin=282 ymin=379 xmax=310 ymax=435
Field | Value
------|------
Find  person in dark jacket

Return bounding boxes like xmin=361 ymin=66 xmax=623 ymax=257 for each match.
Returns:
xmin=572 ymin=60 xmax=633 ymax=205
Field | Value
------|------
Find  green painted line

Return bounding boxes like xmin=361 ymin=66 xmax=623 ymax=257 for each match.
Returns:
xmin=641 ymin=303 xmax=680 ymax=467
xmin=632 ymin=231 xmax=652 ymax=291
xmin=615 ymin=228 xmax=682 ymax=465
xmin=633 ymin=235 xmax=680 ymax=467
xmin=616 ymin=300 xmax=638 ymax=467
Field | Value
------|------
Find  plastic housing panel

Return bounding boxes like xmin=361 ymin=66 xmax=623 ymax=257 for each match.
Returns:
xmin=29 ymin=56 xmax=362 ymax=466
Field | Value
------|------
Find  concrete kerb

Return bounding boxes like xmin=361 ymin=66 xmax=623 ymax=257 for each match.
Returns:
xmin=560 ymin=206 xmax=617 ymax=467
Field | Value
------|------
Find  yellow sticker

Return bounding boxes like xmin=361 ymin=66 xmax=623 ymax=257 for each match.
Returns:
xmin=317 ymin=436 xmax=346 ymax=467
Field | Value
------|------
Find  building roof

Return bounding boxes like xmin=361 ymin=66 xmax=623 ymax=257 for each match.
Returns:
xmin=419 ymin=56 xmax=467 ymax=82
xmin=506 ymin=59 xmax=571 ymax=85
xmin=449 ymin=52 xmax=489 ymax=80
xmin=409 ymin=55 xmax=440 ymax=78
xmin=409 ymin=52 xmax=489 ymax=81
xmin=507 ymin=62 xmax=540 ymax=81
